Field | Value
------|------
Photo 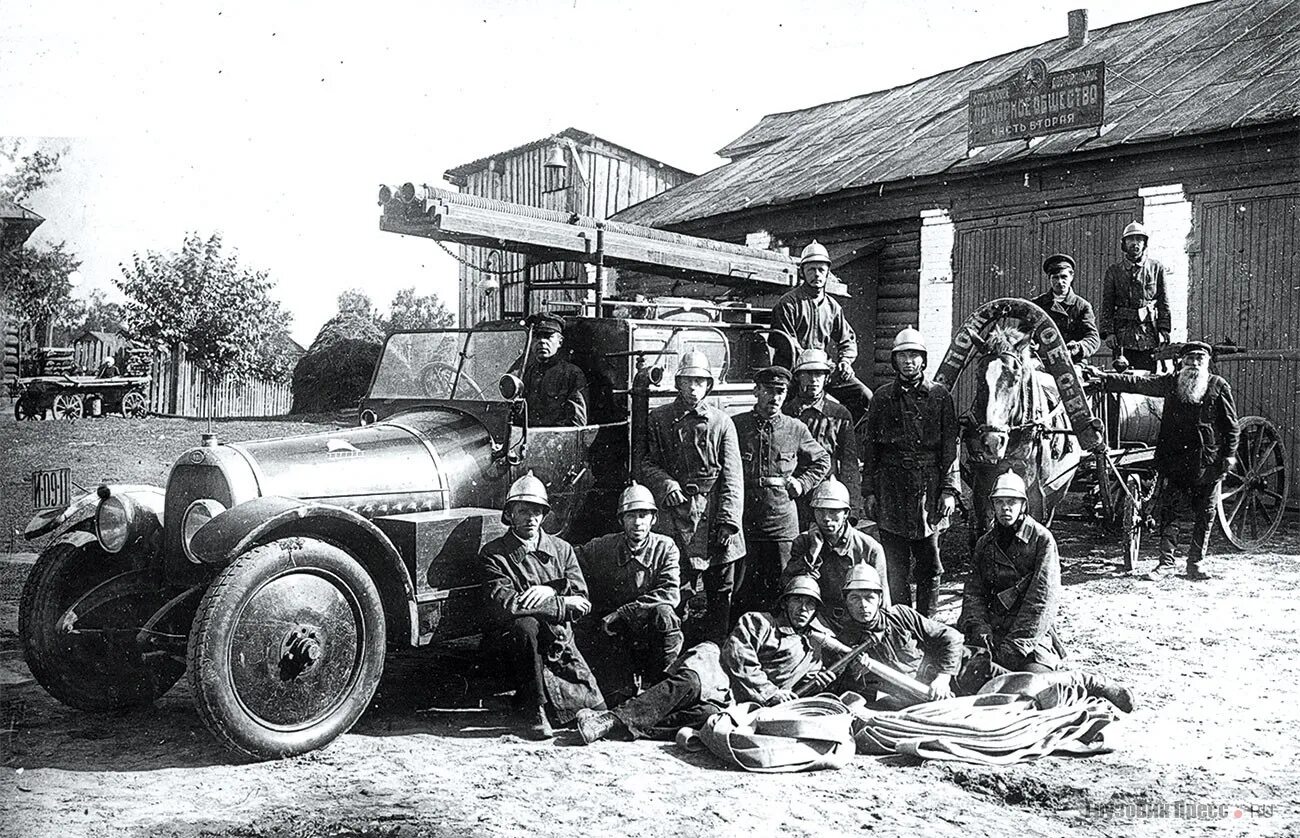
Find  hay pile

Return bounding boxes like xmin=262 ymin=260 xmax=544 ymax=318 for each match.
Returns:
xmin=290 ymin=312 xmax=383 ymax=414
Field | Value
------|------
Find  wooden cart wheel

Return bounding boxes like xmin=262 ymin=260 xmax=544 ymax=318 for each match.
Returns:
xmin=1121 ymin=474 xmax=1144 ymax=572
xmin=1092 ymin=453 xmax=1125 ymax=532
xmin=52 ymin=393 xmax=84 ymax=420
xmin=14 ymin=396 xmax=42 ymax=421
xmin=1217 ymin=416 xmax=1289 ymax=550
xmin=121 ymin=390 xmax=149 ymax=418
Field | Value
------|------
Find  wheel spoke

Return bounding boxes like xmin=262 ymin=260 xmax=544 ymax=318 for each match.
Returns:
xmin=1254 ymin=438 xmax=1278 ymax=470
xmin=1228 ymin=488 xmax=1250 ymax=524
xmin=1252 ymin=464 xmax=1284 ymax=481
xmin=1219 ymin=484 xmax=1244 ymax=500
xmin=1259 ymin=487 xmax=1285 ymax=505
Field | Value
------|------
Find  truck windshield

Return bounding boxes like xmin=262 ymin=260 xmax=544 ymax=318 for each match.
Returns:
xmin=370 ymin=329 xmax=528 ymax=401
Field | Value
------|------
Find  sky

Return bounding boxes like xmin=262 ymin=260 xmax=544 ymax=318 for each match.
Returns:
xmin=1 ymin=0 xmax=1198 ymax=347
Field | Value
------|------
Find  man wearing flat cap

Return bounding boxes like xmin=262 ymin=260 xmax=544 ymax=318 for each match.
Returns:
xmin=1093 ymin=340 xmax=1240 ymax=580
xmin=732 ymin=366 xmax=831 ymax=620
xmin=1032 ymin=254 xmax=1100 ymax=363
xmin=522 ymin=313 xmax=588 ymax=426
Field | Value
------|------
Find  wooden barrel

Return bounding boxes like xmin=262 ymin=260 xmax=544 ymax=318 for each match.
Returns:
xmin=1116 ymin=393 xmax=1163 ymax=445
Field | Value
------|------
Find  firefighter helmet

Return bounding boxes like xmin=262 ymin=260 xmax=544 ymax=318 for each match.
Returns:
xmin=793 ymin=348 xmax=833 ymax=375
xmin=617 ymin=482 xmax=657 ymax=516
xmin=779 ymin=574 xmax=823 ymax=604
xmin=891 ymin=327 xmax=927 ymax=355
xmin=842 ymin=564 xmax=884 ymax=592
xmin=504 ymin=471 xmax=550 ymax=511
xmin=989 ymin=471 xmax=1028 ymax=501
xmin=808 ymin=478 xmax=851 ymax=510
xmin=1121 ymin=221 xmax=1149 ymax=242
xmin=798 ymin=240 xmax=831 ymax=267
xmin=676 ymin=350 xmax=715 ymax=383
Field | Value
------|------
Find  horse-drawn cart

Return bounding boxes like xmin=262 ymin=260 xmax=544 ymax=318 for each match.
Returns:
xmin=936 ymin=298 xmax=1290 ymax=570
xmin=10 ymin=374 xmax=151 ymax=420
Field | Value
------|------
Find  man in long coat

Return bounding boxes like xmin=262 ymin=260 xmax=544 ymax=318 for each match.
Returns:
xmin=1100 ymin=221 xmax=1171 ymax=372
xmin=638 ymin=350 xmax=745 ymax=644
xmin=1094 ymin=340 xmax=1240 ymax=579
xmin=860 ymin=328 xmax=960 ymax=617
xmin=784 ymin=347 xmax=863 ymax=529
xmin=481 ymin=473 xmax=605 ymax=739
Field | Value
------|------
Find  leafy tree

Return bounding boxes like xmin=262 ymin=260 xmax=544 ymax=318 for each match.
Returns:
xmin=72 ymin=288 xmax=128 ymax=333
xmin=117 ymin=232 xmax=293 ymax=381
xmin=0 ymin=240 xmax=82 ymax=335
xmin=386 ymin=286 xmax=454 ymax=333
xmin=0 ymin=138 xmax=63 ymax=203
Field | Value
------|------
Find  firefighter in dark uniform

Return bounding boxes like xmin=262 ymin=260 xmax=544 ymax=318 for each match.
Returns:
xmin=638 ymin=350 xmax=745 ymax=644
xmin=732 ymin=365 xmax=831 ymax=620
xmin=521 ymin=313 xmax=588 ymax=426
xmin=770 ymin=241 xmax=872 ymax=420
xmin=576 ymin=483 xmax=683 ymax=700
xmin=861 ymin=328 xmax=960 ymax=618
xmin=481 ymin=472 xmax=605 ymax=739
xmin=783 ymin=347 xmax=863 ymax=529
xmin=1093 ymin=341 xmax=1240 ymax=580
xmin=1031 ymin=254 xmax=1100 ymax=363
xmin=1100 ymin=221 xmax=1171 ymax=372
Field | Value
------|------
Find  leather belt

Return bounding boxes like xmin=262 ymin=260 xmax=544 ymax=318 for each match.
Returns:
xmin=883 ymin=453 xmax=937 ymax=469
xmin=682 ymin=476 xmax=718 ymax=497
xmin=758 ymin=477 xmax=789 ymax=488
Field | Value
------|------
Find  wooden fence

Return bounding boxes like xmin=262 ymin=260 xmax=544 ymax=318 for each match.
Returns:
xmin=148 ymin=345 xmax=294 ymax=418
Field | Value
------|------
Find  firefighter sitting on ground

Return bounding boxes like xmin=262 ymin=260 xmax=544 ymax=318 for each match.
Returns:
xmin=576 ymin=483 xmax=683 ymax=703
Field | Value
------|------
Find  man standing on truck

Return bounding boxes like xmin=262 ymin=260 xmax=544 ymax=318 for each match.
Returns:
xmin=639 ymin=350 xmax=745 ymax=644
xmin=576 ymin=483 xmax=683 ymax=702
xmin=1100 ymin=222 xmax=1170 ymax=372
xmin=770 ymin=241 xmax=872 ymax=419
xmin=481 ymin=473 xmax=605 ymax=739
xmin=521 ymin=313 xmax=588 ymax=426
xmin=733 ymin=366 xmax=831 ymax=620
xmin=1031 ymin=254 xmax=1100 ymax=363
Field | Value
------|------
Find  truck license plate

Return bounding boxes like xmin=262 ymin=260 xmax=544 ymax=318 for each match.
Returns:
xmin=33 ymin=468 xmax=72 ymax=511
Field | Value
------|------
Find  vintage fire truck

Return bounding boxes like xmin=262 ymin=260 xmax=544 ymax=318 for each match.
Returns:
xmin=18 ymin=188 xmax=817 ymax=760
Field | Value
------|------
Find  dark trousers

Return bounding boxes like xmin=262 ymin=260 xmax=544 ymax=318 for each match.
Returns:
xmin=829 ymin=377 xmax=872 ymax=422
xmin=1157 ymin=478 xmax=1220 ymax=567
xmin=880 ymin=530 xmax=943 ymax=616
xmin=577 ymin=603 xmax=684 ymax=701
xmin=504 ymin=616 xmax=548 ymax=709
xmin=611 ymin=669 xmax=720 ymax=740
xmin=684 ymin=560 xmax=744 ymax=646
xmin=734 ymin=539 xmax=791 ymax=619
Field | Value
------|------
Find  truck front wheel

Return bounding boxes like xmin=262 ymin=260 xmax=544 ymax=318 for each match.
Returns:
xmin=187 ymin=537 xmax=386 ymax=760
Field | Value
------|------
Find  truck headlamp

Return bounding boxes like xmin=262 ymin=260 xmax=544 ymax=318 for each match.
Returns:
xmin=182 ymin=499 xmax=227 ymax=563
xmin=95 ymin=495 xmax=134 ymax=553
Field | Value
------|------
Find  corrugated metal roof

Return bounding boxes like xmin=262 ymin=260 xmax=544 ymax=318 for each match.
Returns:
xmin=443 ymin=127 xmax=695 ymax=182
xmin=617 ymin=0 xmax=1299 ymax=228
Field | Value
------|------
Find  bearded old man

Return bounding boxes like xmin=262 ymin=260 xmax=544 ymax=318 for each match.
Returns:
xmin=1094 ymin=341 xmax=1240 ymax=580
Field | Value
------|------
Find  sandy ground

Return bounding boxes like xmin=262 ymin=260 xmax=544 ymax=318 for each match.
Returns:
xmin=2 ymin=413 xmax=1298 ymax=837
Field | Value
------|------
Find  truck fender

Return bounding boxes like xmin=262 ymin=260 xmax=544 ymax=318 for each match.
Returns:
xmin=25 ymin=485 xmax=165 ymax=541
xmin=191 ymin=496 xmax=418 ymax=646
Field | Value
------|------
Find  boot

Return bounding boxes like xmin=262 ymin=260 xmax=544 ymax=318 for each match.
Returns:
xmin=1142 ymin=560 xmax=1176 ymax=581
xmin=1082 ymin=672 xmax=1135 ymax=713
xmin=1185 ymin=561 xmax=1210 ymax=581
xmin=575 ymin=708 xmax=624 ymax=744
xmin=523 ymin=705 xmax=554 ymax=740
xmin=915 ymin=575 xmax=942 ymax=618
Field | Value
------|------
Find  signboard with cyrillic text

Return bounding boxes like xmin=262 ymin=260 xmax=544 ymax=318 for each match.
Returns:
xmin=32 ymin=467 xmax=72 ymax=511
xmin=968 ymin=60 xmax=1105 ymax=147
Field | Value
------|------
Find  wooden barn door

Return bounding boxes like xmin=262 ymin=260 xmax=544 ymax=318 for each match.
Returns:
xmin=1191 ymin=185 xmax=1300 ymax=500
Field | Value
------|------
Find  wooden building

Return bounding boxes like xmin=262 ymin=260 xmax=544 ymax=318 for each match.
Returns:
xmin=2 ymin=196 xmax=45 ymax=388
xmin=616 ymin=0 xmax=1300 ymax=497
xmin=71 ymin=328 xmax=133 ymax=374
xmin=443 ymin=128 xmax=694 ymax=325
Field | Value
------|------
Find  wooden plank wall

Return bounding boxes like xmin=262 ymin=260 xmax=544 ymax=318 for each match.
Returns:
xmin=71 ymin=335 xmax=130 ymax=375
xmin=148 ymin=345 xmax=293 ymax=418
xmin=457 ymin=138 xmax=693 ymax=326
xmin=1212 ymin=356 xmax=1300 ymax=503
xmin=871 ymin=229 xmax=922 ymax=386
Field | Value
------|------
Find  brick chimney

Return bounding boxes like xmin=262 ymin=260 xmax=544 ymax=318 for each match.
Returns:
xmin=1068 ymin=9 xmax=1089 ymax=48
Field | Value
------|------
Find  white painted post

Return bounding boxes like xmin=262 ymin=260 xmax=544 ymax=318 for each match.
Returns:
xmin=1138 ymin=183 xmax=1192 ymax=342
xmin=919 ymin=208 xmax=956 ymax=363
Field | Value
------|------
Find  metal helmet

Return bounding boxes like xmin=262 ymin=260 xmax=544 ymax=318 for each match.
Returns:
xmin=103 ymin=356 xmax=115 ymax=366
xmin=504 ymin=471 xmax=550 ymax=510
xmin=1121 ymin=221 xmax=1149 ymax=242
xmin=808 ymin=478 xmax=851 ymax=510
xmin=617 ymin=482 xmax=657 ymax=516
xmin=842 ymin=564 xmax=884 ymax=592
xmin=892 ymin=327 xmax=927 ymax=355
xmin=793 ymin=348 xmax=833 ymax=375
xmin=779 ymin=574 xmax=823 ymax=604
xmin=676 ymin=350 xmax=716 ymax=383
xmin=798 ymin=240 xmax=831 ymax=267
xmin=989 ymin=471 xmax=1028 ymax=501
